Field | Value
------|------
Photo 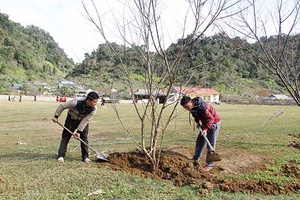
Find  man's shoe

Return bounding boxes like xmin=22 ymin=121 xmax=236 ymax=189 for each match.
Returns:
xmin=57 ymin=157 xmax=64 ymax=163
xmin=193 ymin=160 xmax=200 ymax=166
xmin=83 ymin=158 xmax=92 ymax=163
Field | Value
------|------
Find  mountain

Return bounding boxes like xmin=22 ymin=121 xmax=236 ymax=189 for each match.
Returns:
xmin=69 ymin=34 xmax=289 ymax=96
xmin=0 ymin=11 xmax=291 ymax=97
xmin=0 ymin=12 xmax=75 ymax=93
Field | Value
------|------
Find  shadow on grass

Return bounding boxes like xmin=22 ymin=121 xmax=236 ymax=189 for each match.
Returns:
xmin=1 ymin=152 xmax=60 ymax=162
xmin=0 ymin=152 xmax=98 ymax=163
xmin=1 ymin=152 xmax=57 ymax=160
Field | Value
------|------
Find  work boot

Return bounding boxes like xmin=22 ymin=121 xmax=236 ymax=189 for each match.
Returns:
xmin=57 ymin=157 xmax=64 ymax=163
xmin=83 ymin=157 xmax=92 ymax=163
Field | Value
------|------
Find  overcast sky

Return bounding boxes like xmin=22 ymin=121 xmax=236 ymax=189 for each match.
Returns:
xmin=0 ymin=0 xmax=100 ymax=63
xmin=0 ymin=0 xmax=192 ymax=63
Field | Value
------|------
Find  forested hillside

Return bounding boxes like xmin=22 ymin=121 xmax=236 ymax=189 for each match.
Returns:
xmin=167 ymin=34 xmax=288 ymax=94
xmin=70 ymin=34 xmax=294 ymax=96
xmin=1 ymin=11 xmax=294 ymax=96
xmin=0 ymin=12 xmax=75 ymax=93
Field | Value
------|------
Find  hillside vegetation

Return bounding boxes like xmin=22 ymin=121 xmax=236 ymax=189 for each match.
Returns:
xmin=0 ymin=13 xmax=75 ymax=93
xmin=1 ymin=11 xmax=296 ymax=96
xmin=69 ymin=34 xmax=296 ymax=96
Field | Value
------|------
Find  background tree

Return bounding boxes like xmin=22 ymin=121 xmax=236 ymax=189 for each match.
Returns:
xmin=58 ymin=85 xmax=76 ymax=97
xmin=219 ymin=0 xmax=300 ymax=105
xmin=82 ymin=0 xmax=239 ymax=172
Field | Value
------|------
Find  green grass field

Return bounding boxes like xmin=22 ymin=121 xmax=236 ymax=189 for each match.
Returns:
xmin=0 ymin=99 xmax=299 ymax=199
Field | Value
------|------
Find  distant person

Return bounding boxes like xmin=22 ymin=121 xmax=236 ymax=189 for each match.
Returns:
xmin=8 ymin=95 xmax=10 ymax=101
xmin=19 ymin=94 xmax=22 ymax=102
xmin=52 ymin=91 xmax=99 ymax=163
xmin=180 ymin=96 xmax=221 ymax=172
xmin=101 ymin=97 xmax=107 ymax=106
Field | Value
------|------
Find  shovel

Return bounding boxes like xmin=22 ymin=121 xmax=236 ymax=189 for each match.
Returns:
xmin=200 ymin=128 xmax=221 ymax=162
xmin=57 ymin=121 xmax=109 ymax=162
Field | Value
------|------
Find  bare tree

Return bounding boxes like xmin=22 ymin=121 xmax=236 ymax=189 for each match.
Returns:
xmin=219 ymin=0 xmax=300 ymax=105
xmin=82 ymin=0 xmax=238 ymax=172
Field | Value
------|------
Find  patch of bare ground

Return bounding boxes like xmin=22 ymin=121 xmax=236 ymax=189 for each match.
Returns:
xmin=288 ymin=133 xmax=300 ymax=149
xmin=101 ymin=145 xmax=300 ymax=195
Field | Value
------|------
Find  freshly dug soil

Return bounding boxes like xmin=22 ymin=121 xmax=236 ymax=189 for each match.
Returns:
xmin=101 ymin=145 xmax=300 ymax=195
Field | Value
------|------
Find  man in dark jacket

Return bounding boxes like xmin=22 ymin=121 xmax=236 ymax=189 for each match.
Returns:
xmin=52 ymin=91 xmax=99 ymax=163
xmin=180 ymin=95 xmax=221 ymax=172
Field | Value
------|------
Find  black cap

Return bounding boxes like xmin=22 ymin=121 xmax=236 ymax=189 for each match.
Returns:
xmin=86 ymin=91 xmax=99 ymax=100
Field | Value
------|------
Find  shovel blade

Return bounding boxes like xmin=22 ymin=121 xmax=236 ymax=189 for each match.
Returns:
xmin=96 ymin=152 xmax=110 ymax=162
xmin=207 ymin=152 xmax=221 ymax=162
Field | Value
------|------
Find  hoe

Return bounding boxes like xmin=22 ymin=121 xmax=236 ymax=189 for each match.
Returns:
xmin=200 ymin=128 xmax=221 ymax=162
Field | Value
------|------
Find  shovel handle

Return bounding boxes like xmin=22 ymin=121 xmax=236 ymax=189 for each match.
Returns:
xmin=57 ymin=121 xmax=76 ymax=136
xmin=56 ymin=121 xmax=98 ymax=154
xmin=199 ymin=128 xmax=215 ymax=151
xmin=203 ymin=135 xmax=215 ymax=151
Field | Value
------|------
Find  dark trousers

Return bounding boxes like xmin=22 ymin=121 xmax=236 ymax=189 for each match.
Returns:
xmin=193 ymin=121 xmax=221 ymax=167
xmin=58 ymin=117 xmax=89 ymax=160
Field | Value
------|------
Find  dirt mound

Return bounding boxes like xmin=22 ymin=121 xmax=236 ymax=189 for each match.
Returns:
xmin=288 ymin=134 xmax=300 ymax=149
xmin=102 ymin=146 xmax=300 ymax=195
xmin=288 ymin=141 xmax=300 ymax=149
xmin=282 ymin=160 xmax=300 ymax=179
xmin=289 ymin=133 xmax=300 ymax=138
xmin=218 ymin=179 xmax=299 ymax=195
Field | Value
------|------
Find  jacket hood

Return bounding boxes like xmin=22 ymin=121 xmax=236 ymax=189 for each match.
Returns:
xmin=192 ymin=97 xmax=206 ymax=110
